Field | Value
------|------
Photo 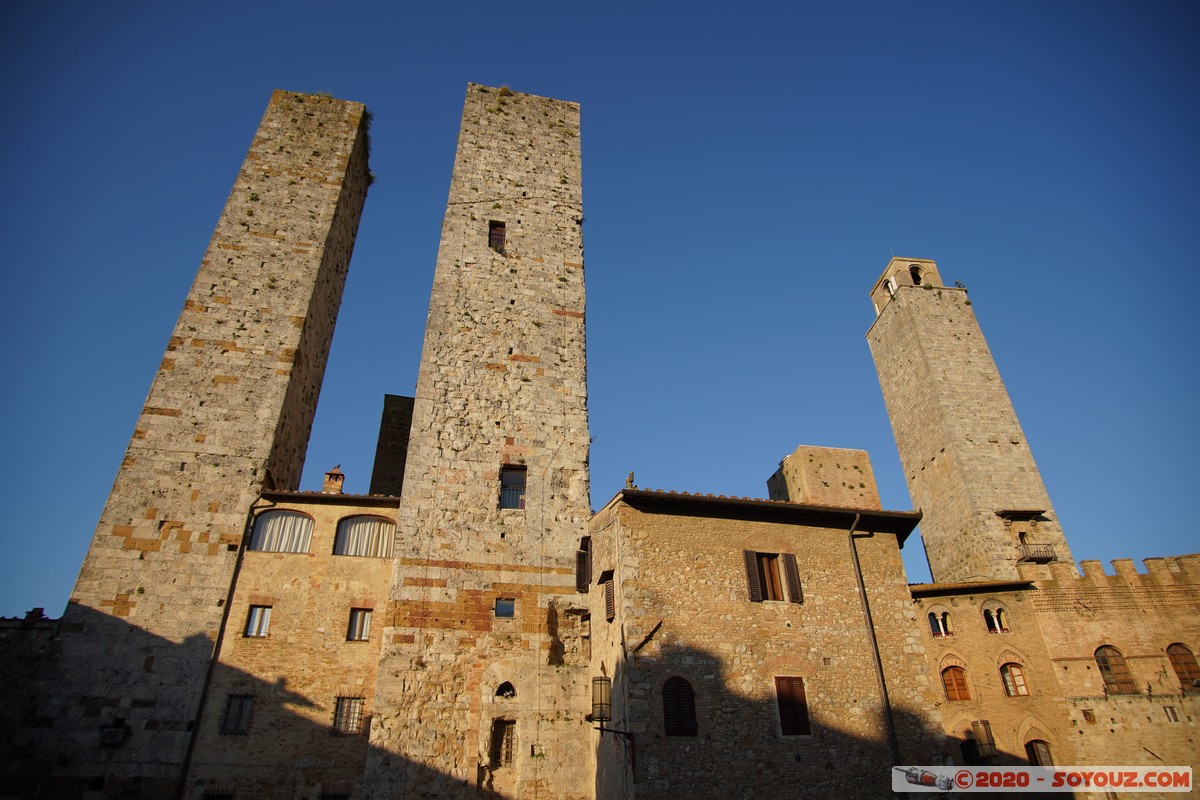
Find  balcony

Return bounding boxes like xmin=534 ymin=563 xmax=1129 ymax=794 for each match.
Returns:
xmin=1019 ymin=543 xmax=1056 ymax=563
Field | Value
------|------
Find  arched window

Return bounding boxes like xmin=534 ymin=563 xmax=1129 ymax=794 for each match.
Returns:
xmin=662 ymin=677 xmax=697 ymax=736
xmin=248 ymin=510 xmax=313 ymax=553
xmin=495 ymin=681 xmax=516 ymax=699
xmin=1025 ymin=739 xmax=1053 ymax=766
xmin=984 ymin=607 xmax=1009 ymax=634
xmin=909 ymin=265 xmax=923 ymax=285
xmin=1095 ymin=645 xmax=1137 ymax=694
xmin=941 ymin=666 xmax=971 ymax=701
xmin=1001 ymin=663 xmax=1030 ymax=697
xmin=928 ymin=611 xmax=953 ymax=637
xmin=1167 ymin=644 xmax=1200 ymax=692
xmin=333 ymin=516 xmax=395 ymax=557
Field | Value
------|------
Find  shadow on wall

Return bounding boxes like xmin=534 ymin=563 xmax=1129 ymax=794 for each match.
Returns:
xmin=594 ymin=642 xmax=1050 ymax=800
xmin=0 ymin=603 xmax=505 ymax=800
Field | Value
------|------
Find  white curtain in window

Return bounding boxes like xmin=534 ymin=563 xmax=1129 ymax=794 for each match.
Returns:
xmin=334 ymin=516 xmax=395 ymax=558
xmin=249 ymin=511 xmax=313 ymax=553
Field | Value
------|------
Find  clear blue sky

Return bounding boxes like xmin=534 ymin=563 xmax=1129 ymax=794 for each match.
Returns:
xmin=1 ymin=1 xmax=1196 ymax=617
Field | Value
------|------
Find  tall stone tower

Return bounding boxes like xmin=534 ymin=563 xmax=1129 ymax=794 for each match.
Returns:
xmin=31 ymin=92 xmax=370 ymax=794
xmin=866 ymin=257 xmax=1073 ymax=583
xmin=365 ymin=85 xmax=593 ymax=798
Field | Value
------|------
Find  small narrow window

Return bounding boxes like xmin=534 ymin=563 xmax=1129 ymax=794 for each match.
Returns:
xmin=1025 ymin=739 xmax=1053 ymax=766
xmin=1164 ymin=706 xmax=1180 ymax=722
xmin=1167 ymin=643 xmax=1200 ymax=691
xmin=221 ymin=694 xmax=254 ymax=735
xmin=775 ymin=676 xmax=811 ymax=735
xmin=662 ymin=677 xmax=697 ymax=736
xmin=333 ymin=697 xmax=365 ymax=735
xmin=495 ymin=598 xmax=515 ymax=618
xmin=910 ymin=265 xmax=923 ymax=285
xmin=488 ymin=221 xmax=506 ymax=251
xmin=941 ymin=666 xmax=970 ymax=701
xmin=575 ymin=537 xmax=592 ymax=593
xmin=1001 ymin=663 xmax=1030 ymax=696
xmin=490 ymin=719 xmax=516 ymax=767
xmin=347 ymin=608 xmax=372 ymax=641
xmin=600 ymin=570 xmax=615 ymax=622
xmin=248 ymin=510 xmax=313 ymax=553
xmin=1095 ymin=645 xmax=1137 ymax=694
xmin=499 ymin=466 xmax=527 ymax=510
xmin=244 ymin=605 xmax=271 ymax=638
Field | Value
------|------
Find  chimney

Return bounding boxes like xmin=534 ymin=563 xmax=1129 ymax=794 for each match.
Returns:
xmin=322 ymin=466 xmax=345 ymax=494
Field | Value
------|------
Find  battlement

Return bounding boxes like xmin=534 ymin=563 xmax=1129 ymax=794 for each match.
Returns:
xmin=1018 ymin=553 xmax=1200 ymax=588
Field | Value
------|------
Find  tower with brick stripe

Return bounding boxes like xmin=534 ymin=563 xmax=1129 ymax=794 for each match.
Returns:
xmin=38 ymin=91 xmax=371 ymax=793
xmin=866 ymin=257 xmax=1074 ymax=583
xmin=364 ymin=84 xmax=594 ymax=799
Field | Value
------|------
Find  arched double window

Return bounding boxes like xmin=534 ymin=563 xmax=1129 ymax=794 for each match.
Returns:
xmin=1167 ymin=643 xmax=1200 ymax=692
xmin=984 ymin=606 xmax=1009 ymax=634
xmin=928 ymin=611 xmax=953 ymax=637
xmin=1001 ymin=663 xmax=1030 ymax=697
xmin=662 ymin=676 xmax=697 ymax=737
xmin=942 ymin=666 xmax=971 ymax=701
xmin=248 ymin=510 xmax=313 ymax=553
xmin=1095 ymin=645 xmax=1138 ymax=694
xmin=333 ymin=516 xmax=395 ymax=558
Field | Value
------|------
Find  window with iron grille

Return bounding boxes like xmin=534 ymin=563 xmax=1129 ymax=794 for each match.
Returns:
xmin=488 ymin=221 xmax=506 ymax=251
xmin=347 ymin=608 xmax=372 ymax=641
xmin=244 ymin=605 xmax=271 ymax=638
xmin=744 ymin=551 xmax=802 ymax=603
xmin=774 ymin=676 xmax=811 ymax=735
xmin=499 ymin=466 xmax=526 ymax=510
xmin=333 ymin=696 xmax=365 ymax=735
xmin=490 ymin=719 xmax=516 ymax=767
xmin=942 ymin=666 xmax=971 ymax=701
xmin=221 ymin=694 xmax=254 ymax=735
xmin=662 ymin=677 xmax=697 ymax=736
xmin=1095 ymin=645 xmax=1138 ymax=694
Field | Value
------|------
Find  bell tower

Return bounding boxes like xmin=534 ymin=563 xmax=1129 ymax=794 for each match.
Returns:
xmin=866 ymin=257 xmax=1074 ymax=583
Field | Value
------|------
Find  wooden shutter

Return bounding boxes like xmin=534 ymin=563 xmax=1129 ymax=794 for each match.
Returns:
xmin=576 ymin=550 xmax=590 ymax=593
xmin=743 ymin=551 xmax=763 ymax=602
xmin=604 ymin=578 xmax=615 ymax=622
xmin=782 ymin=553 xmax=803 ymax=604
xmin=662 ymin=677 xmax=697 ymax=736
xmin=775 ymin=676 xmax=811 ymax=735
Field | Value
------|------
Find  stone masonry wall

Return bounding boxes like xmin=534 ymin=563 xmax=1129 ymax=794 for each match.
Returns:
xmin=11 ymin=92 xmax=371 ymax=794
xmin=766 ymin=444 xmax=882 ymax=509
xmin=364 ymin=85 xmax=593 ymax=799
xmin=185 ymin=494 xmax=398 ymax=800
xmin=866 ymin=258 xmax=1073 ymax=583
xmin=588 ymin=493 xmax=947 ymax=800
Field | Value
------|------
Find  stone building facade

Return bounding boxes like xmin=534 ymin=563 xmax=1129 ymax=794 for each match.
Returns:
xmin=0 ymin=86 xmax=1197 ymax=800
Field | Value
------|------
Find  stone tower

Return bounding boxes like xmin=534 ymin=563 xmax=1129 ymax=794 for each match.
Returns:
xmin=364 ymin=85 xmax=593 ymax=798
xmin=865 ymin=257 xmax=1073 ymax=583
xmin=36 ymin=92 xmax=370 ymax=793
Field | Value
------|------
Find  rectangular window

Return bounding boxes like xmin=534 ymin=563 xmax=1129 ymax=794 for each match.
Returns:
xmin=744 ymin=551 xmax=802 ymax=603
xmin=1164 ymin=706 xmax=1180 ymax=722
xmin=488 ymin=221 xmax=506 ymax=251
xmin=495 ymin=598 xmax=515 ymax=618
xmin=244 ymin=605 xmax=271 ymax=638
xmin=490 ymin=719 xmax=516 ymax=767
xmin=599 ymin=569 xmax=615 ymax=622
xmin=333 ymin=696 xmax=365 ymax=735
xmin=499 ymin=465 xmax=526 ymax=509
xmin=221 ymin=694 xmax=254 ymax=735
xmin=775 ymin=676 xmax=812 ymax=736
xmin=347 ymin=608 xmax=372 ymax=641
xmin=575 ymin=537 xmax=592 ymax=593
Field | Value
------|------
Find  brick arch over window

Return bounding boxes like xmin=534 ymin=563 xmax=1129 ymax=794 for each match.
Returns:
xmin=941 ymin=666 xmax=971 ymax=701
xmin=661 ymin=676 xmax=697 ymax=737
xmin=248 ymin=509 xmax=314 ymax=553
xmin=1095 ymin=645 xmax=1138 ymax=694
xmin=1167 ymin=643 xmax=1200 ymax=692
xmin=333 ymin=514 xmax=395 ymax=557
